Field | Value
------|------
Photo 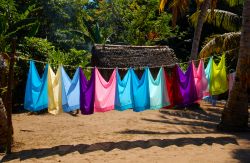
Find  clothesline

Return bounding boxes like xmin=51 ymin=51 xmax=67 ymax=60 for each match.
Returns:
xmin=15 ymin=56 xmax=211 ymax=70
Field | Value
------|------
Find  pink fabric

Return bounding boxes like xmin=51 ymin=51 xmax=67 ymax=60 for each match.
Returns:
xmin=94 ymin=68 xmax=116 ymax=112
xmin=192 ymin=60 xmax=208 ymax=100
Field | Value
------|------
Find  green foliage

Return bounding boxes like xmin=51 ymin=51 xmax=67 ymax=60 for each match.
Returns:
xmin=92 ymin=0 xmax=178 ymax=45
xmin=20 ymin=37 xmax=91 ymax=74
xmin=0 ymin=0 xmax=39 ymax=53
xmin=37 ymin=0 xmax=102 ymax=51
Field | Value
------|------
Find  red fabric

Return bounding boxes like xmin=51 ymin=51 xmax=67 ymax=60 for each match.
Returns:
xmin=163 ymin=67 xmax=183 ymax=108
xmin=164 ymin=69 xmax=173 ymax=108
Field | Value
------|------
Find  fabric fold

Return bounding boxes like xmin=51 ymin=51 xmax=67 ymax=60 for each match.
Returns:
xmin=80 ymin=68 xmax=95 ymax=115
xmin=164 ymin=68 xmax=176 ymax=108
xmin=192 ymin=60 xmax=208 ymax=100
xmin=174 ymin=64 xmax=197 ymax=106
xmin=210 ymin=54 xmax=228 ymax=95
xmin=94 ymin=68 xmax=116 ymax=112
xmin=115 ymin=69 xmax=133 ymax=111
xmin=61 ymin=67 xmax=80 ymax=112
xmin=204 ymin=57 xmax=213 ymax=97
xmin=148 ymin=67 xmax=170 ymax=109
xmin=24 ymin=61 xmax=48 ymax=112
xmin=48 ymin=66 xmax=62 ymax=115
xmin=131 ymin=68 xmax=150 ymax=112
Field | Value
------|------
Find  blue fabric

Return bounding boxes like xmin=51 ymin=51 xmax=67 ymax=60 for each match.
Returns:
xmin=203 ymin=57 xmax=213 ymax=103
xmin=24 ymin=61 xmax=48 ymax=111
xmin=131 ymin=68 xmax=150 ymax=112
xmin=148 ymin=67 xmax=170 ymax=109
xmin=115 ymin=69 xmax=133 ymax=111
xmin=61 ymin=67 xmax=80 ymax=112
xmin=205 ymin=57 xmax=213 ymax=89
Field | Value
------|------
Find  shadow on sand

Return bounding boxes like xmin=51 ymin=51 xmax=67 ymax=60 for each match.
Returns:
xmin=2 ymin=136 xmax=238 ymax=162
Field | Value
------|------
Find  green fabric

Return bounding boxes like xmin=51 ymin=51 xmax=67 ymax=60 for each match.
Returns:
xmin=209 ymin=54 xmax=228 ymax=95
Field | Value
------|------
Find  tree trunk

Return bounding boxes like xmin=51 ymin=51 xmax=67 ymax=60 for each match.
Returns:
xmin=5 ymin=39 xmax=16 ymax=154
xmin=218 ymin=0 xmax=250 ymax=131
xmin=0 ymin=97 xmax=8 ymax=152
xmin=190 ymin=0 xmax=212 ymax=60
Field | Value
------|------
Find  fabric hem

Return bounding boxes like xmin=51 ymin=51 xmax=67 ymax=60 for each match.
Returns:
xmin=94 ymin=105 xmax=114 ymax=112
xmin=115 ymin=104 xmax=133 ymax=111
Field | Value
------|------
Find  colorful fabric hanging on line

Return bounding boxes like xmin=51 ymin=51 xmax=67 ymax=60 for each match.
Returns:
xmin=147 ymin=67 xmax=170 ymax=109
xmin=61 ymin=67 xmax=80 ymax=112
xmin=94 ymin=68 xmax=116 ymax=112
xmin=192 ymin=60 xmax=208 ymax=100
xmin=115 ymin=69 xmax=133 ymax=111
xmin=24 ymin=55 xmax=230 ymax=114
xmin=131 ymin=68 xmax=150 ymax=112
xmin=173 ymin=64 xmax=197 ymax=106
xmin=24 ymin=61 xmax=48 ymax=111
xmin=79 ymin=68 xmax=95 ymax=115
xmin=48 ymin=66 xmax=62 ymax=115
xmin=209 ymin=54 xmax=228 ymax=95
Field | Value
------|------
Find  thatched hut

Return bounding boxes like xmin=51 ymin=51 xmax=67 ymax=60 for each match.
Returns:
xmin=91 ymin=44 xmax=178 ymax=80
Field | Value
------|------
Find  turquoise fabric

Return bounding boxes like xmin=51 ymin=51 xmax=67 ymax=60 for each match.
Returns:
xmin=131 ymin=68 xmax=150 ymax=112
xmin=24 ymin=61 xmax=48 ymax=111
xmin=61 ymin=67 xmax=80 ymax=112
xmin=205 ymin=57 xmax=213 ymax=84
xmin=115 ymin=69 xmax=133 ymax=111
xmin=147 ymin=67 xmax=170 ymax=109
xmin=204 ymin=57 xmax=213 ymax=98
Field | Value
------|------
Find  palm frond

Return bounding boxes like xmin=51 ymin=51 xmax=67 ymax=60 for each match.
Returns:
xmin=223 ymin=0 xmax=244 ymax=7
xmin=199 ymin=32 xmax=240 ymax=58
xmin=159 ymin=0 xmax=168 ymax=12
xmin=190 ymin=9 xmax=241 ymax=31
xmin=159 ymin=0 xmax=189 ymax=26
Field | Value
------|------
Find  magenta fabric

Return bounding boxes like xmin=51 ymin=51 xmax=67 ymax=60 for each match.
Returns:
xmin=192 ymin=60 xmax=208 ymax=100
xmin=94 ymin=68 xmax=116 ymax=112
xmin=175 ymin=64 xmax=197 ymax=105
xmin=79 ymin=68 xmax=95 ymax=115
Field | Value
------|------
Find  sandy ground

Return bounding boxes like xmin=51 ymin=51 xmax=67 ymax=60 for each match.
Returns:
xmin=1 ymin=101 xmax=250 ymax=163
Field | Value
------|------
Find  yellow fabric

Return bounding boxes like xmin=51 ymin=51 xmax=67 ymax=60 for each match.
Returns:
xmin=209 ymin=54 xmax=228 ymax=95
xmin=48 ymin=66 xmax=62 ymax=115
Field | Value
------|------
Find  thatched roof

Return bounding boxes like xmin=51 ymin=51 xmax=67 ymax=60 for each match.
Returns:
xmin=91 ymin=44 xmax=178 ymax=80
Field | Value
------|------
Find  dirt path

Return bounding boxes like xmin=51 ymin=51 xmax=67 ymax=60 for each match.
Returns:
xmin=1 ymin=102 xmax=250 ymax=163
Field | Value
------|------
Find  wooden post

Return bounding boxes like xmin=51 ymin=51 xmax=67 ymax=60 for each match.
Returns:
xmin=6 ymin=38 xmax=16 ymax=154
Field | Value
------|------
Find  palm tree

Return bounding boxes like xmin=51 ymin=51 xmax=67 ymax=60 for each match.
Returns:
xmin=218 ymin=0 xmax=249 ymax=131
xmin=190 ymin=7 xmax=242 ymax=58
xmin=159 ymin=0 xmax=244 ymax=60
xmin=190 ymin=0 xmax=212 ymax=60
xmin=159 ymin=0 xmax=212 ymax=60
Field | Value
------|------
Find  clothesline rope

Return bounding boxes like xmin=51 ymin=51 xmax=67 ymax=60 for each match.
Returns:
xmin=15 ymin=55 xmax=211 ymax=70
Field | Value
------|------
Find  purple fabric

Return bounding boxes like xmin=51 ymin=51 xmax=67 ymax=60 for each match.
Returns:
xmin=79 ymin=68 xmax=95 ymax=115
xmin=176 ymin=64 xmax=197 ymax=105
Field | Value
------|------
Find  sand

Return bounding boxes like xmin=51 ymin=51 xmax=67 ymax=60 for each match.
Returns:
xmin=1 ymin=101 xmax=250 ymax=163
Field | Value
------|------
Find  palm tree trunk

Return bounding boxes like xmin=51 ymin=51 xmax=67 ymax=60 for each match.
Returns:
xmin=190 ymin=0 xmax=212 ymax=60
xmin=0 ymin=97 xmax=8 ymax=151
xmin=218 ymin=0 xmax=250 ymax=131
